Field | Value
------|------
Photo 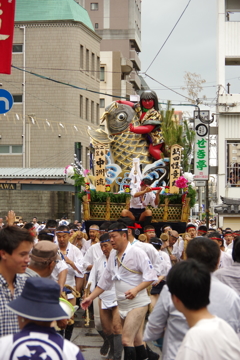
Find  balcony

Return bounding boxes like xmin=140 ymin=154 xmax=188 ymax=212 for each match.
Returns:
xmin=121 ymin=57 xmax=132 ymax=75
xmin=129 ymin=72 xmax=141 ymax=90
xmin=129 ymin=50 xmax=141 ymax=71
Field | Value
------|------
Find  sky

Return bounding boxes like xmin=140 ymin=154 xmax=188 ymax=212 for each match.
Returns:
xmin=140 ymin=0 xmax=239 ymax=113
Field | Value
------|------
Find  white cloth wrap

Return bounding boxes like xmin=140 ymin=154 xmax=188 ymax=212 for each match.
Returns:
xmin=114 ymin=280 xmax=150 ymax=319
xmin=100 ymin=290 xmax=118 ymax=309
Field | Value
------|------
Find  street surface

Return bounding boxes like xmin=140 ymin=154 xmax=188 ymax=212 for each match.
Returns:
xmin=72 ymin=307 xmax=162 ymax=360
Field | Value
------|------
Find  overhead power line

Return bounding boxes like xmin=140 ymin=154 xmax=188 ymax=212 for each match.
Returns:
xmin=144 ymin=0 xmax=192 ymax=73
xmin=145 ymin=73 xmax=194 ymax=102
xmin=11 ymin=65 xmax=126 ymax=99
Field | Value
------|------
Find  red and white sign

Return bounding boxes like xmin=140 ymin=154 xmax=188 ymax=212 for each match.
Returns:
xmin=0 ymin=0 xmax=16 ymax=74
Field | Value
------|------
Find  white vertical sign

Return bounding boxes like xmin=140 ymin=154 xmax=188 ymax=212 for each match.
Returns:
xmin=194 ymin=111 xmax=209 ymax=180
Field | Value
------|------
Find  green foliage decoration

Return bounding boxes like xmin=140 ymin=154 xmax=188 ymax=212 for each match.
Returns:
xmin=161 ymin=101 xmax=195 ymax=172
xmin=70 ymin=170 xmax=86 ymax=187
xmin=78 ymin=190 xmax=131 ymax=203
xmin=78 ymin=186 xmax=196 ymax=207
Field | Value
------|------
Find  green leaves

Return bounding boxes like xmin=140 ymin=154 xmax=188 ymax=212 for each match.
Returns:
xmin=70 ymin=169 xmax=86 ymax=187
xmin=187 ymin=184 xmax=197 ymax=208
xmin=78 ymin=188 xmax=196 ymax=206
xmin=161 ymin=102 xmax=195 ymax=172
xmin=78 ymin=190 xmax=131 ymax=203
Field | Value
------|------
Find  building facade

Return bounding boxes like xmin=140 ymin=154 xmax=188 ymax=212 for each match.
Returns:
xmin=80 ymin=0 xmax=142 ymax=103
xmin=216 ymin=0 xmax=240 ymax=228
xmin=0 ymin=0 xmax=101 ymax=169
xmin=0 ymin=0 xmax=102 ymax=221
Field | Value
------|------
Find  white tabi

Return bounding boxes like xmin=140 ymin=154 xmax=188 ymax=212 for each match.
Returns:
xmin=98 ymin=243 xmax=157 ymax=318
xmin=131 ymin=239 xmax=168 ymax=276
xmin=81 ymin=242 xmax=103 ymax=272
xmin=88 ymin=253 xmax=117 ymax=309
xmin=60 ymin=242 xmax=84 ymax=287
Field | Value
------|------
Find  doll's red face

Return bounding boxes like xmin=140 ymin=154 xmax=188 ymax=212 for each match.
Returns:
xmin=141 ymin=99 xmax=154 ymax=109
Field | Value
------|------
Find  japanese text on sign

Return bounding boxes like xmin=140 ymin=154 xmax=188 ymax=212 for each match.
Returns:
xmin=95 ymin=145 xmax=107 ymax=191
xmin=194 ymin=115 xmax=209 ymax=180
xmin=170 ymin=144 xmax=182 ymax=194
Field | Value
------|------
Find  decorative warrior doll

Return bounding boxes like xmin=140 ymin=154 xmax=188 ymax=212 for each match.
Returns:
xmin=117 ymin=90 xmax=164 ymax=160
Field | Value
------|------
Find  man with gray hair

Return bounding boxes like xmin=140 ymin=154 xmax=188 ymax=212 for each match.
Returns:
xmin=24 ymin=241 xmax=61 ymax=279
xmin=37 ymin=229 xmax=68 ymax=291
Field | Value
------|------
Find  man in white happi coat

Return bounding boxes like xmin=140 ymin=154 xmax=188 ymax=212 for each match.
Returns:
xmin=88 ymin=233 xmax=122 ymax=360
xmin=121 ymin=178 xmax=160 ymax=226
xmin=56 ymin=225 xmax=84 ymax=340
xmin=214 ymin=236 xmax=240 ymax=296
xmin=82 ymin=222 xmax=157 ymax=360
xmin=81 ymin=224 xmax=100 ymax=254
xmin=207 ymin=232 xmax=233 ymax=269
xmin=119 ymin=218 xmax=168 ymax=279
xmin=81 ymin=224 xmax=109 ymax=355
xmin=161 ymin=230 xmax=184 ymax=265
xmin=144 ymin=237 xmax=240 ymax=360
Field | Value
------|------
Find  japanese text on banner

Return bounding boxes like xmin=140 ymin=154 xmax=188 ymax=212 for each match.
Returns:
xmin=170 ymin=144 xmax=182 ymax=194
xmin=95 ymin=145 xmax=106 ymax=191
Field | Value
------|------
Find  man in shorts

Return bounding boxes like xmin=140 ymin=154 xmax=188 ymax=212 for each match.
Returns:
xmin=121 ymin=178 xmax=160 ymax=226
xmin=82 ymin=222 xmax=157 ymax=360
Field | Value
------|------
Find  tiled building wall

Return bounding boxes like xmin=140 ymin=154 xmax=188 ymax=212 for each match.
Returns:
xmin=0 ymin=23 xmax=101 ymax=169
xmin=0 ymin=189 xmax=74 ymax=222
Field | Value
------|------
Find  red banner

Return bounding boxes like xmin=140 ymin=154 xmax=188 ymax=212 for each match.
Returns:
xmin=0 ymin=0 xmax=16 ymax=74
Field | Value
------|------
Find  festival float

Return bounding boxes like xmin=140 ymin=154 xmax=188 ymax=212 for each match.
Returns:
xmin=66 ymin=90 xmax=196 ymax=232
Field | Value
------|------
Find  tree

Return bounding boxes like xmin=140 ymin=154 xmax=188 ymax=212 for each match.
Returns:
xmin=181 ymin=71 xmax=206 ymax=104
xmin=161 ymin=101 xmax=195 ymax=172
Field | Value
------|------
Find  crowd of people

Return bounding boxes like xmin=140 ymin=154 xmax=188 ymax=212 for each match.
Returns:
xmin=0 ymin=208 xmax=240 ymax=360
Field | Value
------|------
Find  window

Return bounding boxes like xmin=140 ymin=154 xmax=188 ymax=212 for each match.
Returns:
xmin=96 ymin=103 xmax=100 ymax=124
xmin=90 ymin=3 xmax=98 ymax=10
xmin=227 ymin=141 xmax=240 ymax=186
xmin=96 ymin=57 xmax=100 ymax=80
xmin=13 ymin=95 xmax=23 ymax=103
xmin=13 ymin=44 xmax=23 ymax=53
xmin=91 ymin=53 xmax=95 ymax=76
xmin=91 ymin=101 xmax=94 ymax=123
xmin=95 ymin=23 xmax=99 ymax=29
xmin=100 ymin=66 xmax=105 ymax=81
xmin=12 ymin=145 xmax=22 ymax=153
xmin=80 ymin=95 xmax=83 ymax=118
xmin=80 ymin=45 xmax=84 ymax=69
xmin=0 ymin=145 xmax=22 ymax=154
xmin=100 ymin=98 xmax=105 ymax=108
xmin=86 ymin=98 xmax=89 ymax=120
xmin=86 ymin=49 xmax=89 ymax=72
xmin=0 ymin=146 xmax=10 ymax=154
